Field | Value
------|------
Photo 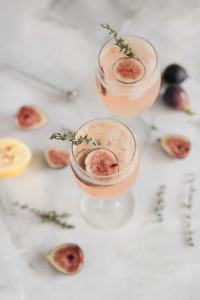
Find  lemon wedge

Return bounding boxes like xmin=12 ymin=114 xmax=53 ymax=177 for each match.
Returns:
xmin=0 ymin=137 xmax=32 ymax=178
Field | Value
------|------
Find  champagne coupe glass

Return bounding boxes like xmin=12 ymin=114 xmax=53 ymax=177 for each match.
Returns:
xmin=95 ymin=35 xmax=161 ymax=150
xmin=70 ymin=118 xmax=140 ymax=230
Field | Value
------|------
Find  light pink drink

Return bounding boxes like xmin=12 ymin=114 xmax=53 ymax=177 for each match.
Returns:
xmin=95 ymin=35 xmax=161 ymax=117
xmin=70 ymin=118 xmax=140 ymax=199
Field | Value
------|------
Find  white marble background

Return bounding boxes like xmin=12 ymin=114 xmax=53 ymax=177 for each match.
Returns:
xmin=1 ymin=0 xmax=200 ymax=299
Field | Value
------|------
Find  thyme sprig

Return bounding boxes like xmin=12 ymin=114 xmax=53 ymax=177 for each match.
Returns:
xmin=101 ymin=23 xmax=135 ymax=58
xmin=183 ymin=173 xmax=196 ymax=246
xmin=154 ymin=185 xmax=166 ymax=222
xmin=50 ymin=132 xmax=96 ymax=146
xmin=13 ymin=202 xmax=75 ymax=229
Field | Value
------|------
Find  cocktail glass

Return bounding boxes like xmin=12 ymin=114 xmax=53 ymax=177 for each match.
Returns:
xmin=70 ymin=118 xmax=140 ymax=230
xmin=95 ymin=35 xmax=161 ymax=150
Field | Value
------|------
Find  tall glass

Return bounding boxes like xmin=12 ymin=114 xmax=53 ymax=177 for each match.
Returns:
xmin=70 ymin=118 xmax=140 ymax=229
xmin=95 ymin=35 xmax=161 ymax=149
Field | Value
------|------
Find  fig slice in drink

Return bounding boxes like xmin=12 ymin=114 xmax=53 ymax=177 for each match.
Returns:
xmin=113 ymin=57 xmax=146 ymax=83
xmin=84 ymin=148 xmax=119 ymax=176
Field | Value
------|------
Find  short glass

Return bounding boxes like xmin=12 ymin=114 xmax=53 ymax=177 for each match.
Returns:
xmin=95 ymin=35 xmax=161 ymax=149
xmin=70 ymin=118 xmax=140 ymax=230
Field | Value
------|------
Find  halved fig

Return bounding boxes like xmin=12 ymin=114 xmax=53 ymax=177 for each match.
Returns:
xmin=46 ymin=244 xmax=83 ymax=275
xmin=158 ymin=135 xmax=190 ymax=158
xmin=76 ymin=149 xmax=90 ymax=170
xmin=44 ymin=147 xmax=70 ymax=168
xmin=14 ymin=105 xmax=48 ymax=130
xmin=113 ymin=57 xmax=146 ymax=83
xmin=85 ymin=148 xmax=119 ymax=176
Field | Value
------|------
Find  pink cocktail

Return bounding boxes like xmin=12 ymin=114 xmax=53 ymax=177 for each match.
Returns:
xmin=70 ymin=118 xmax=140 ymax=229
xmin=95 ymin=35 xmax=161 ymax=149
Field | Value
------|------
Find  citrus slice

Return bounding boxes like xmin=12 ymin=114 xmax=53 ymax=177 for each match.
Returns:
xmin=0 ymin=137 xmax=32 ymax=178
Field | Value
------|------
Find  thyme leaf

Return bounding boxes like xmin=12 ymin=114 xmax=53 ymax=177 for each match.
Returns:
xmin=154 ymin=185 xmax=166 ymax=222
xmin=50 ymin=132 xmax=96 ymax=146
xmin=101 ymin=23 xmax=135 ymax=58
xmin=13 ymin=203 xmax=75 ymax=229
xmin=183 ymin=173 xmax=196 ymax=246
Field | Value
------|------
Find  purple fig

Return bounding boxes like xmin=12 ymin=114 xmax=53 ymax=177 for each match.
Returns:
xmin=163 ymin=85 xmax=194 ymax=114
xmin=46 ymin=244 xmax=84 ymax=275
xmin=163 ymin=64 xmax=188 ymax=84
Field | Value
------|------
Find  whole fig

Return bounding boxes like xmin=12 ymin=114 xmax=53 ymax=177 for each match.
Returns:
xmin=163 ymin=64 xmax=187 ymax=84
xmin=163 ymin=85 xmax=194 ymax=114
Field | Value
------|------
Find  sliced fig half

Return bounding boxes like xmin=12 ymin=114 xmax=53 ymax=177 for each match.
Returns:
xmin=85 ymin=148 xmax=119 ymax=176
xmin=113 ymin=57 xmax=146 ymax=83
xmin=158 ymin=135 xmax=190 ymax=159
xmin=14 ymin=106 xmax=48 ymax=130
xmin=76 ymin=149 xmax=90 ymax=170
xmin=46 ymin=244 xmax=83 ymax=275
xmin=44 ymin=147 xmax=70 ymax=168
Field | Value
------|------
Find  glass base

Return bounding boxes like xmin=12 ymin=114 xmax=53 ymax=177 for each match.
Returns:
xmin=110 ymin=116 xmax=150 ymax=152
xmin=80 ymin=191 xmax=134 ymax=230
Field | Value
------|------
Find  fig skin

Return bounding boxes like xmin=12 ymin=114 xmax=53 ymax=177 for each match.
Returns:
xmin=163 ymin=64 xmax=188 ymax=84
xmin=14 ymin=106 xmax=48 ymax=130
xmin=44 ymin=147 xmax=70 ymax=169
xmin=46 ymin=244 xmax=84 ymax=275
xmin=113 ymin=57 xmax=146 ymax=83
xmin=158 ymin=135 xmax=190 ymax=159
xmin=163 ymin=85 xmax=194 ymax=115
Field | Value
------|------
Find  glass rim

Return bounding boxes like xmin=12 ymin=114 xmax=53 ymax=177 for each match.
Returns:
xmin=97 ymin=34 xmax=159 ymax=87
xmin=71 ymin=117 xmax=137 ymax=179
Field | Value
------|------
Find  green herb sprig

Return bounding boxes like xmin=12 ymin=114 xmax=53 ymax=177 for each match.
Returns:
xmin=13 ymin=202 xmax=74 ymax=229
xmin=50 ymin=131 xmax=96 ymax=146
xmin=101 ymin=23 xmax=135 ymax=58
xmin=183 ymin=173 xmax=196 ymax=246
xmin=154 ymin=185 xmax=166 ymax=222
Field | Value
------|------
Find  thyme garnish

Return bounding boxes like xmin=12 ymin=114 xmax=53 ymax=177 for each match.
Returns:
xmin=13 ymin=202 xmax=75 ymax=229
xmin=151 ymin=125 xmax=157 ymax=131
xmin=101 ymin=24 xmax=135 ymax=58
xmin=50 ymin=132 xmax=96 ymax=146
xmin=154 ymin=185 xmax=166 ymax=222
xmin=183 ymin=173 xmax=196 ymax=246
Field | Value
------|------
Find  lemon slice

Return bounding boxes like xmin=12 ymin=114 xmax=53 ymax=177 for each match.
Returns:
xmin=0 ymin=137 xmax=32 ymax=178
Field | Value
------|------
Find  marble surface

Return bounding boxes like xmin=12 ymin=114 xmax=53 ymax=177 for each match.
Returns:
xmin=1 ymin=0 xmax=200 ymax=299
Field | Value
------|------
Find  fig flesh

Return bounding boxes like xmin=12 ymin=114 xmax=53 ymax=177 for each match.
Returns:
xmin=158 ymin=135 xmax=190 ymax=158
xmin=44 ymin=147 xmax=69 ymax=168
xmin=113 ymin=57 xmax=145 ymax=83
xmin=76 ymin=149 xmax=90 ymax=170
xmin=163 ymin=64 xmax=187 ymax=84
xmin=85 ymin=148 xmax=119 ymax=176
xmin=163 ymin=85 xmax=194 ymax=114
xmin=46 ymin=244 xmax=83 ymax=275
xmin=14 ymin=106 xmax=48 ymax=130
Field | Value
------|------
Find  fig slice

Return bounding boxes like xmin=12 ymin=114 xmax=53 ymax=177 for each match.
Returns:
xmin=76 ymin=149 xmax=91 ymax=170
xmin=113 ymin=57 xmax=146 ymax=83
xmin=44 ymin=147 xmax=70 ymax=168
xmin=158 ymin=135 xmax=191 ymax=158
xmin=85 ymin=148 xmax=119 ymax=176
xmin=46 ymin=244 xmax=83 ymax=275
xmin=14 ymin=105 xmax=48 ymax=130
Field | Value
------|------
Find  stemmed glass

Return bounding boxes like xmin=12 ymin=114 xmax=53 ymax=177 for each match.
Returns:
xmin=95 ymin=35 xmax=161 ymax=150
xmin=70 ymin=118 xmax=140 ymax=230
